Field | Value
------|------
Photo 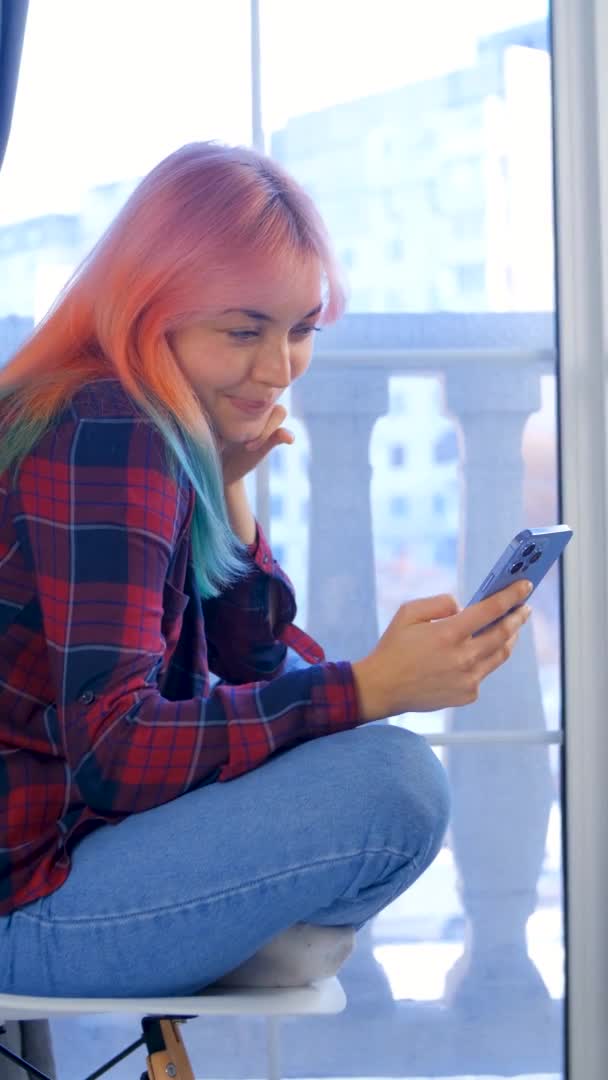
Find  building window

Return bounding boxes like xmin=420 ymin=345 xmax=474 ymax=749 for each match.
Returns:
xmin=270 ymin=494 xmax=284 ymax=518
xmin=389 ymin=495 xmax=409 ymax=516
xmin=452 ymin=212 xmax=483 ymax=241
xmin=434 ymin=428 xmax=459 ymax=464
xmin=389 ymin=444 xmax=407 ymax=467
xmin=435 ymin=534 xmax=458 ymax=567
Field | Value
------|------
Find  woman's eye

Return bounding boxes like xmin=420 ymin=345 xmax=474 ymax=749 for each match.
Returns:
xmin=227 ymin=329 xmax=259 ymax=341
xmin=227 ymin=325 xmax=322 ymax=342
xmin=291 ymin=324 xmax=322 ymax=337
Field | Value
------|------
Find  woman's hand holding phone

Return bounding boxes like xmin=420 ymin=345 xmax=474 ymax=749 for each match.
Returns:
xmin=351 ymin=579 xmax=532 ymax=723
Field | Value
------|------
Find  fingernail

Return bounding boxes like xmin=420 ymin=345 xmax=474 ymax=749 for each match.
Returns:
xmin=524 ymin=581 xmax=533 ymax=595
xmin=523 ymin=605 xmax=532 ymax=618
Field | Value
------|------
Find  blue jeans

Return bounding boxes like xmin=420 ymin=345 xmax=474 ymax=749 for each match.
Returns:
xmin=0 ymin=725 xmax=449 ymax=998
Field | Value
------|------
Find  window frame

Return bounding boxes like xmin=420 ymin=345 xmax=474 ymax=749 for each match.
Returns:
xmin=552 ymin=1 xmax=608 ymax=1078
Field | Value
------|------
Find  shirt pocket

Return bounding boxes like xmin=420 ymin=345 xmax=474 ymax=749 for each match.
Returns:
xmin=160 ymin=581 xmax=190 ymax=657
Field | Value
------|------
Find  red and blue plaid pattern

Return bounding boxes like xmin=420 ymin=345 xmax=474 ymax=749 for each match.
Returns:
xmin=0 ymin=379 xmax=359 ymax=915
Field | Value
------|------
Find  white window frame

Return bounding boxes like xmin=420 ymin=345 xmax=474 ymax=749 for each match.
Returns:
xmin=552 ymin=1 xmax=608 ymax=1078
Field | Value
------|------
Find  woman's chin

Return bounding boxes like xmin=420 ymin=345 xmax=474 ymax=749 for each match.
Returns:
xmin=216 ymin=421 xmax=263 ymax=447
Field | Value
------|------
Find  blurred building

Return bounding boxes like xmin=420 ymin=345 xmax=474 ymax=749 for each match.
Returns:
xmin=271 ymin=20 xmax=551 ymax=315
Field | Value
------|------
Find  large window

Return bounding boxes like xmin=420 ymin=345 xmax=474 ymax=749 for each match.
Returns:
xmin=1 ymin=3 xmax=570 ymax=1079
xmin=260 ymin=8 xmax=563 ymax=1080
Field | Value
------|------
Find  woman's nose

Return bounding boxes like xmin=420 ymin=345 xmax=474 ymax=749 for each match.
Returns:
xmin=253 ymin=341 xmax=291 ymax=387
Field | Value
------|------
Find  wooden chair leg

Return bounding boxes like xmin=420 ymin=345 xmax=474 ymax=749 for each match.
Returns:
xmin=141 ymin=1018 xmax=195 ymax=1080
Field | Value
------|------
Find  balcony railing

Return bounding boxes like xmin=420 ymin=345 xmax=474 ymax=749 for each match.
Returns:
xmin=274 ymin=312 xmax=562 ymax=1077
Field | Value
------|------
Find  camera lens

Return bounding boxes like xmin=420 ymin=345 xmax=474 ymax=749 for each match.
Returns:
xmin=510 ymin=561 xmax=525 ymax=573
xmin=522 ymin=544 xmax=536 ymax=557
xmin=529 ymin=551 xmax=542 ymax=563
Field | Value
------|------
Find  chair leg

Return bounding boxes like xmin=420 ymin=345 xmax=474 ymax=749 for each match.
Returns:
xmin=0 ymin=1032 xmax=53 ymax=1080
xmin=141 ymin=1018 xmax=195 ymax=1080
xmin=265 ymin=1017 xmax=282 ymax=1080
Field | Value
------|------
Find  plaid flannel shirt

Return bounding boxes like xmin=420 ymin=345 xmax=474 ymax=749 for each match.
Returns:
xmin=0 ymin=378 xmax=359 ymax=915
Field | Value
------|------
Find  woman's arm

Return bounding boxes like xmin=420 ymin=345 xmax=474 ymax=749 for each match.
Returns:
xmin=17 ymin=408 xmax=359 ymax=818
xmin=223 ymin=477 xmax=282 ymax=629
xmin=223 ymin=477 xmax=257 ymax=545
xmin=203 ymin=476 xmax=318 ymax=683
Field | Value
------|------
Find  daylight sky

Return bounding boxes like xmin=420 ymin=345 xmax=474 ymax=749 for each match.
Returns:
xmin=0 ymin=0 xmax=549 ymax=224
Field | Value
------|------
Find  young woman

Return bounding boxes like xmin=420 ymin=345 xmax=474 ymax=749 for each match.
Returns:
xmin=0 ymin=142 xmax=531 ymax=998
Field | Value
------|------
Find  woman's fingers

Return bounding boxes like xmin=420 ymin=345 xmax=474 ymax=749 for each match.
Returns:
xmin=245 ymin=427 xmax=295 ymax=458
xmin=244 ymin=405 xmax=289 ymax=451
xmin=473 ymin=604 xmax=531 ymax=661
xmin=443 ymin=609 xmax=529 ymax=705
xmin=473 ymin=629 xmax=522 ymax=683
xmin=455 ymin=579 xmax=532 ymax=639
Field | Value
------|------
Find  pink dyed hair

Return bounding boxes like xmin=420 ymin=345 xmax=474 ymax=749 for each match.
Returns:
xmin=0 ymin=141 xmax=348 ymax=595
xmin=0 ymin=141 xmax=347 ymax=420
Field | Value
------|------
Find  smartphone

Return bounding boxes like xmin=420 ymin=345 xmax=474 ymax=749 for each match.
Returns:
xmin=467 ymin=525 xmax=573 ymax=634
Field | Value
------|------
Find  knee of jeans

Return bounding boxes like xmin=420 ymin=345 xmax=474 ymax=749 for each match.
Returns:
xmin=411 ymin=733 xmax=451 ymax=869
xmin=360 ymin=724 xmax=451 ymax=866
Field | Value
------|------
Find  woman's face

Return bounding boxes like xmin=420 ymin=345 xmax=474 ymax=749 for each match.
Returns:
xmin=169 ymin=261 xmax=323 ymax=447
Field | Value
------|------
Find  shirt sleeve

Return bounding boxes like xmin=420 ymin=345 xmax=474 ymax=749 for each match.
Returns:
xmin=15 ymin=412 xmax=360 ymax=817
xmin=202 ymin=522 xmax=323 ymax=683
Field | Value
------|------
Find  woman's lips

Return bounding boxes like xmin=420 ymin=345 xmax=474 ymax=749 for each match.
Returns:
xmin=225 ymin=396 xmax=272 ymax=414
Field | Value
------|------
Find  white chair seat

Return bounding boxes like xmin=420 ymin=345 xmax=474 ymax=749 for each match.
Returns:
xmin=0 ymin=980 xmax=346 ymax=1078
xmin=0 ymin=976 xmax=346 ymax=1021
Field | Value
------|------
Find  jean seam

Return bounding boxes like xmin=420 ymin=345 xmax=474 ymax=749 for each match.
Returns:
xmin=16 ymin=845 xmax=410 ymax=928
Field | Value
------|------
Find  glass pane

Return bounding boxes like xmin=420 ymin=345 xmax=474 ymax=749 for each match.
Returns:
xmin=1 ymin=2 xmax=563 ymax=1079
xmin=262 ymin=2 xmax=563 ymax=1080
xmin=0 ymin=0 xmax=252 ymax=327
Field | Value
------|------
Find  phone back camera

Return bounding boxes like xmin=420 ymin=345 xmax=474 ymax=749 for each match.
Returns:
xmin=528 ymin=551 xmax=542 ymax=563
xmin=521 ymin=543 xmax=536 ymax=557
xmin=510 ymin=560 xmax=525 ymax=573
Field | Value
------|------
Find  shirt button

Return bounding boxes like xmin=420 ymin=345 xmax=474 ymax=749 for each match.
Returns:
xmin=78 ymin=690 xmax=95 ymax=705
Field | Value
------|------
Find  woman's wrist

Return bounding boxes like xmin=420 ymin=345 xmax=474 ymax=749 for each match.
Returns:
xmin=224 ymin=478 xmax=257 ymax=545
xmin=351 ymin=657 xmax=386 ymax=723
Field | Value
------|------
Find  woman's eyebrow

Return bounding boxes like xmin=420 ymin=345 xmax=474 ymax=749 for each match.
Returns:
xmin=220 ymin=303 xmax=323 ymax=322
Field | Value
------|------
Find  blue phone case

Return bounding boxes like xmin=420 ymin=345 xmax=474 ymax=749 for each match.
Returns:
xmin=467 ymin=525 xmax=573 ymax=630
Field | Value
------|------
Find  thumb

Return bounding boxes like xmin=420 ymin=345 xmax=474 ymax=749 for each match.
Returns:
xmin=246 ymin=428 xmax=295 ymax=455
xmin=271 ymin=427 xmax=295 ymax=449
xmin=401 ymin=593 xmax=460 ymax=624
xmin=254 ymin=430 xmax=293 ymax=462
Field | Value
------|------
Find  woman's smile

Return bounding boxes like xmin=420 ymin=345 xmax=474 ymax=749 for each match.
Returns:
xmin=224 ymin=395 xmax=274 ymax=414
